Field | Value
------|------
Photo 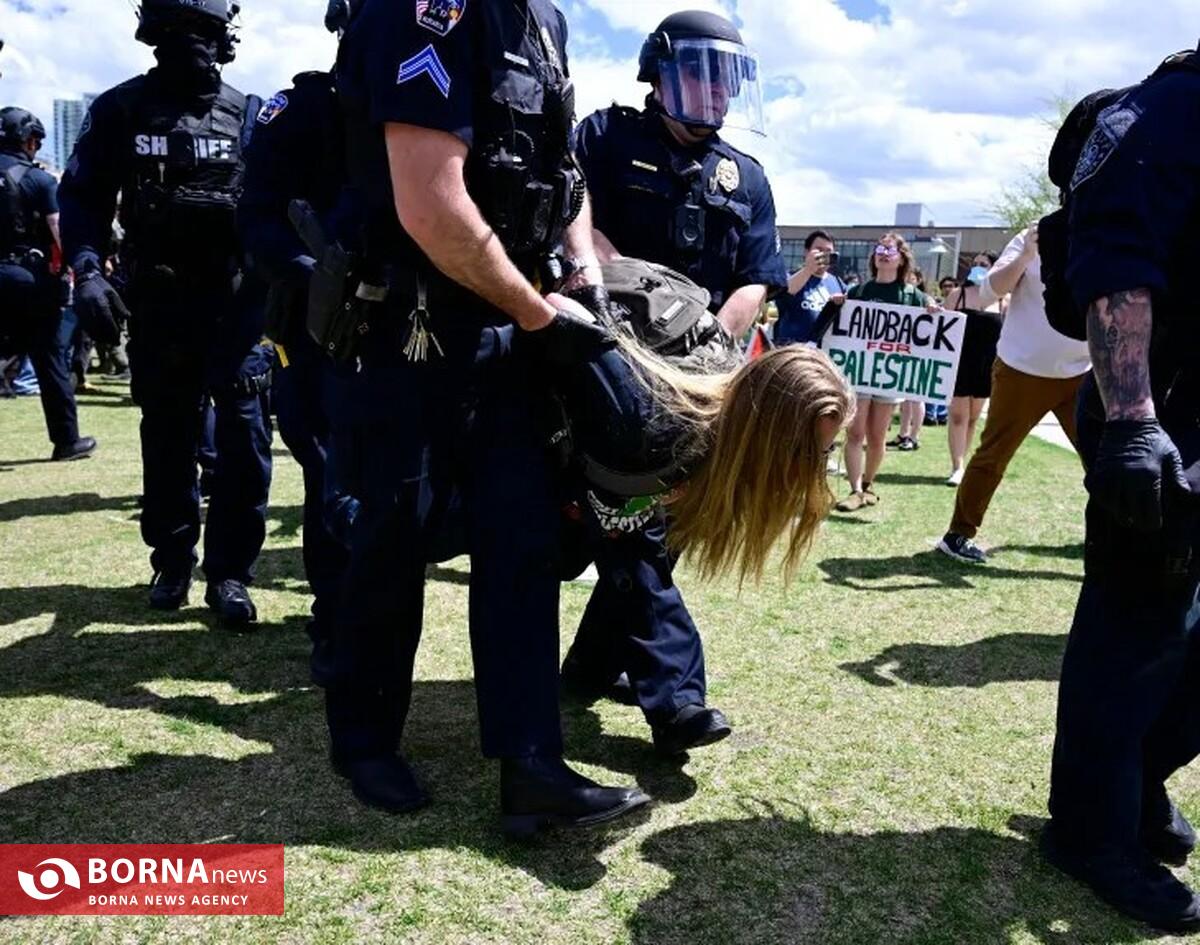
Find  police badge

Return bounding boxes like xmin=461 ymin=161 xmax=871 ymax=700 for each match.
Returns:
xmin=714 ymin=158 xmax=739 ymax=193
xmin=416 ymin=0 xmax=466 ymax=37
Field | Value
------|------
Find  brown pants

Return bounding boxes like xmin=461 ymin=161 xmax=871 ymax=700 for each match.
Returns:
xmin=949 ymin=357 xmax=1086 ymax=539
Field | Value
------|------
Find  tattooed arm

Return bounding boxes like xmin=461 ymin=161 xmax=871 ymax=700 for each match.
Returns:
xmin=1086 ymin=288 xmax=1155 ymax=421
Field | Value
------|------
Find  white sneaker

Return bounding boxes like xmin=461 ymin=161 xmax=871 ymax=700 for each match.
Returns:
xmin=946 ymin=468 xmax=964 ymax=486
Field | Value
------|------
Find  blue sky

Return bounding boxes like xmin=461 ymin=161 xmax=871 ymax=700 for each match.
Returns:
xmin=2 ymin=0 xmax=1197 ymax=226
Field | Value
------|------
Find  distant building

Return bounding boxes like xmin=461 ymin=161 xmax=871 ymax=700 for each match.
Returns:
xmin=52 ymin=94 xmax=96 ymax=172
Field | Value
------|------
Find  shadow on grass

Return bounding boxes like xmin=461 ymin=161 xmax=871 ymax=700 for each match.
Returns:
xmin=839 ymin=632 xmax=1066 ymax=688
xmin=819 ymin=551 xmax=1082 ymax=592
xmin=0 ymin=492 xmax=139 ymax=524
xmin=990 ymin=542 xmax=1085 ymax=561
xmin=627 ymin=811 xmax=1160 ymax=944
xmin=872 ymin=471 xmax=956 ymax=487
xmin=0 ymin=591 xmax=668 ymax=890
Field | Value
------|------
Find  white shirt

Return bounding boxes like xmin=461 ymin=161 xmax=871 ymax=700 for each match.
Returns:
xmin=980 ymin=231 xmax=1091 ymax=379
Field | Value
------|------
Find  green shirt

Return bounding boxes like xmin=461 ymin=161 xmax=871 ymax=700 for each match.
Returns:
xmin=847 ymin=280 xmax=928 ymax=308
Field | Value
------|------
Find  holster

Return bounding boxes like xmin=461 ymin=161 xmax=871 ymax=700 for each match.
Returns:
xmin=306 ymin=244 xmax=372 ymax=364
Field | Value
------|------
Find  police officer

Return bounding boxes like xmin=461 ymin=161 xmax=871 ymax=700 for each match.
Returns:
xmin=1042 ymin=42 xmax=1200 ymax=932
xmin=59 ymin=0 xmax=272 ymax=625
xmin=0 ymin=107 xmax=95 ymax=461
xmin=328 ymin=0 xmax=649 ymax=832
xmin=237 ymin=8 xmax=362 ymax=681
xmin=560 ymin=10 xmax=787 ymax=749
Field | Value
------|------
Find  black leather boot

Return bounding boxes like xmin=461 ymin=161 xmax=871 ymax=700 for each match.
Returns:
xmin=51 ymin=436 xmax=96 ymax=461
xmin=1042 ymin=822 xmax=1200 ymax=933
xmin=149 ymin=568 xmax=192 ymax=610
xmin=500 ymin=755 xmax=650 ymax=838
xmin=1142 ymin=784 xmax=1197 ymax=866
xmin=333 ymin=754 xmax=429 ymax=814
xmin=651 ymin=704 xmax=732 ymax=756
xmin=205 ymin=579 xmax=258 ymax=627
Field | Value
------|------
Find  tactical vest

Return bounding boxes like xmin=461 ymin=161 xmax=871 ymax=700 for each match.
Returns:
xmin=596 ymin=105 xmax=756 ymax=310
xmin=0 ymin=154 xmax=34 ymax=257
xmin=113 ymin=80 xmax=249 ymax=273
xmin=464 ymin=0 xmax=584 ymax=265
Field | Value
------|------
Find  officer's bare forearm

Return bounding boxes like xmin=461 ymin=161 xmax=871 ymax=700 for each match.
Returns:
xmin=1087 ymin=288 xmax=1155 ymax=420
xmin=385 ymin=123 xmax=554 ymax=331
xmin=591 ymin=228 xmax=621 ymax=264
xmin=561 ymin=194 xmax=601 ymax=289
xmin=717 ymin=283 xmax=768 ymax=337
xmin=46 ymin=213 xmax=61 ymax=253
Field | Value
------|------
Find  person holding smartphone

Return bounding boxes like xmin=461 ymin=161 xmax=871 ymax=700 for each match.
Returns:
xmin=774 ymin=229 xmax=846 ymax=345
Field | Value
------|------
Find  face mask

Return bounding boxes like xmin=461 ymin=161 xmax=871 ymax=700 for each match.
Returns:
xmin=967 ymin=266 xmax=989 ymax=285
xmin=154 ymin=32 xmax=221 ymax=77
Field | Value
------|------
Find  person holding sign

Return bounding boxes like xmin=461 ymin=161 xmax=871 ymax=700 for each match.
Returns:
xmin=829 ymin=233 xmax=940 ymax=512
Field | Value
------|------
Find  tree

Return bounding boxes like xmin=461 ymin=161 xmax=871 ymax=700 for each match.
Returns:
xmin=986 ymin=96 xmax=1074 ymax=231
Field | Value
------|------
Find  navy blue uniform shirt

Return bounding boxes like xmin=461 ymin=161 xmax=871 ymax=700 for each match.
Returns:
xmin=0 ymin=151 xmax=58 ymax=255
xmin=239 ymin=71 xmax=344 ymax=278
xmin=1067 ymin=54 xmax=1200 ymax=316
xmin=573 ymin=102 xmax=787 ymax=311
xmin=335 ymin=0 xmax=569 ymax=265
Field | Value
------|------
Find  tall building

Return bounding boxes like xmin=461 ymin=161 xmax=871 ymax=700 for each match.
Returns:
xmin=52 ymin=94 xmax=96 ymax=172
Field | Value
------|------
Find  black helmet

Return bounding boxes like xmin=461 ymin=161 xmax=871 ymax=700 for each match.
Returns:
xmin=637 ymin=10 xmax=745 ymax=83
xmin=136 ymin=0 xmax=240 ymax=62
xmin=637 ymin=10 xmax=764 ymax=135
xmin=0 ymin=107 xmax=46 ymax=151
xmin=324 ymin=0 xmax=360 ymax=33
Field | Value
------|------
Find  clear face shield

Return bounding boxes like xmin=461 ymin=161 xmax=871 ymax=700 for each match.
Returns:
xmin=655 ymin=38 xmax=764 ymax=135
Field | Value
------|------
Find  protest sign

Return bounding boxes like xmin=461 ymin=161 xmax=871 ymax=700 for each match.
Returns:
xmin=820 ymin=299 xmax=965 ymax=404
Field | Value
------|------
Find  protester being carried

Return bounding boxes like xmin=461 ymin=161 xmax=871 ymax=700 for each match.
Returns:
xmin=833 ymin=233 xmax=932 ymax=512
xmin=943 ymin=253 xmax=1002 ymax=485
xmin=937 ymin=223 xmax=1089 ymax=563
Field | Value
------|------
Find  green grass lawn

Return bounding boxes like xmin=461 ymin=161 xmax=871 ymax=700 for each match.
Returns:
xmin=1 ymin=380 xmax=1197 ymax=944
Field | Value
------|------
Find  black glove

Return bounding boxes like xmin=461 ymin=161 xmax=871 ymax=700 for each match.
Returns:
xmin=566 ymin=284 xmax=614 ymax=326
xmin=73 ymin=267 xmax=130 ymax=346
xmin=520 ymin=309 xmax=616 ymax=367
xmin=1085 ymin=418 xmax=1191 ymax=531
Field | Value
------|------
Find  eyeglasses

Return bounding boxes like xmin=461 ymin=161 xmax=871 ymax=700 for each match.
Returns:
xmin=874 ymin=245 xmax=900 ymax=258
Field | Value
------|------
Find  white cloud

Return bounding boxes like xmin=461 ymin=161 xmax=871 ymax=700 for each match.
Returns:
xmin=2 ymin=0 xmax=1197 ymax=227
xmin=577 ymin=0 xmax=1200 ymax=226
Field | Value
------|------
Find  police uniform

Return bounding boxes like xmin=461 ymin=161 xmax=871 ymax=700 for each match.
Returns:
xmin=329 ymin=0 xmax=647 ymax=829
xmin=575 ymin=101 xmax=787 ymax=309
xmin=237 ymin=70 xmax=361 ymax=674
xmin=563 ymin=96 xmax=786 ymax=736
xmin=0 ymin=143 xmax=88 ymax=457
xmin=1045 ymin=43 xmax=1200 ymax=929
xmin=58 ymin=68 xmax=273 ymax=614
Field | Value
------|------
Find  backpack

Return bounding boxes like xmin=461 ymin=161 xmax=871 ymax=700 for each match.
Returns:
xmin=600 ymin=257 xmax=741 ymax=374
xmin=1039 ymin=49 xmax=1200 ymax=340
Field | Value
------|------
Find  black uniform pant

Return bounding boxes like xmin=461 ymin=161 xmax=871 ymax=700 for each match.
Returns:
xmin=1048 ymin=378 xmax=1200 ymax=852
xmin=0 ymin=262 xmax=80 ymax=448
xmin=325 ymin=324 xmax=564 ymax=762
xmin=128 ymin=293 xmax=272 ymax=584
xmin=564 ymin=513 xmax=707 ymax=722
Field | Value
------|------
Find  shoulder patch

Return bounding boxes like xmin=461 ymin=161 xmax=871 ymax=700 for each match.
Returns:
xmin=256 ymin=92 xmax=289 ymax=125
xmin=397 ymin=45 xmax=452 ymax=98
xmin=1071 ymin=99 xmax=1142 ymax=191
xmin=416 ymin=0 xmax=466 ymax=37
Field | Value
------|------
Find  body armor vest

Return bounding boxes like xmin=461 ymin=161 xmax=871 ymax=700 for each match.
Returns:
xmin=114 ymin=80 xmax=247 ymax=273
xmin=0 ymin=155 xmax=35 ymax=257
xmin=465 ymin=0 xmax=583 ymax=264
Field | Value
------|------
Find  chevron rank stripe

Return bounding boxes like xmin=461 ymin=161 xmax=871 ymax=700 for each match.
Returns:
xmin=397 ymin=44 xmax=452 ymax=98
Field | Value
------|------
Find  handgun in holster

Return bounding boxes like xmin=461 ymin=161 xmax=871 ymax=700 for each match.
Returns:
xmin=288 ymin=198 xmax=381 ymax=364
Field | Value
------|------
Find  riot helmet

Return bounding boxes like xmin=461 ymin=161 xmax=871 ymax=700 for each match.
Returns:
xmin=638 ymin=10 xmax=764 ymax=135
xmin=324 ymin=0 xmax=360 ymax=34
xmin=0 ymin=106 xmax=46 ymax=154
xmin=136 ymin=0 xmax=240 ymax=64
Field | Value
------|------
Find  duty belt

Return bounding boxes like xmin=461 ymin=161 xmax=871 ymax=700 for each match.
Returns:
xmin=231 ymin=369 xmax=272 ymax=397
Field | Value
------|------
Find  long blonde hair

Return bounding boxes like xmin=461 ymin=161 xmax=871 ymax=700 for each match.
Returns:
xmin=618 ymin=338 xmax=855 ymax=586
